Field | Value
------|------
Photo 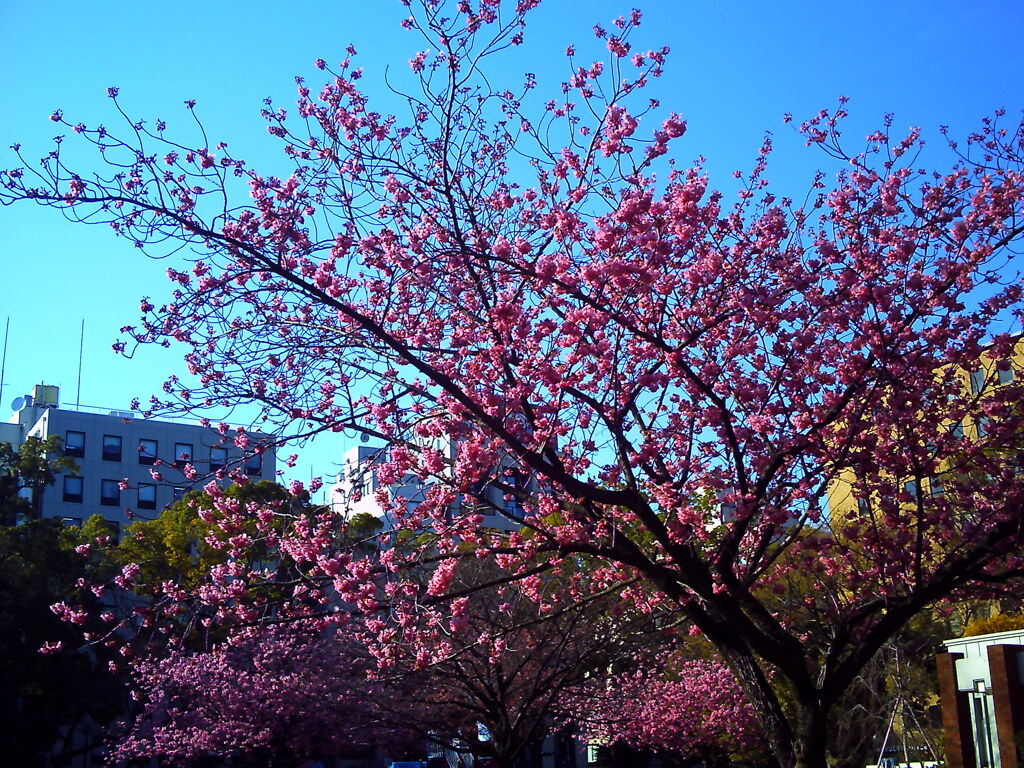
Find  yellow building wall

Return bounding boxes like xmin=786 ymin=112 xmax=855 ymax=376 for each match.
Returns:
xmin=826 ymin=338 xmax=1023 ymax=525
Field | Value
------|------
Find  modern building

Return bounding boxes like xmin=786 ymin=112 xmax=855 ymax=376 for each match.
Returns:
xmin=330 ymin=441 xmax=525 ymax=535
xmin=3 ymin=383 xmax=276 ymax=533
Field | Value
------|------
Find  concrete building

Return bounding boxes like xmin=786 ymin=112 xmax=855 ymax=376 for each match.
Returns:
xmin=4 ymin=383 xmax=276 ymax=532
xmin=330 ymin=441 xmax=525 ymax=535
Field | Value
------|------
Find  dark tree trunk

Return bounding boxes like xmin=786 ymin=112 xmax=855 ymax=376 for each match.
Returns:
xmin=792 ymin=709 xmax=829 ymax=768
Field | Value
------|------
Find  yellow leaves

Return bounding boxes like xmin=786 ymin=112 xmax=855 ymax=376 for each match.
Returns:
xmin=962 ymin=612 xmax=1024 ymax=638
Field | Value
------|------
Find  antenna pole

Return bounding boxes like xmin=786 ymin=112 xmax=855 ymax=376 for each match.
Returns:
xmin=76 ymin=319 xmax=85 ymax=410
xmin=0 ymin=317 xmax=9 ymax=409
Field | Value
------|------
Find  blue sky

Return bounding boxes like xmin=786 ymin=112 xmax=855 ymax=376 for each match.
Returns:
xmin=1 ymin=0 xmax=1022 ymax=495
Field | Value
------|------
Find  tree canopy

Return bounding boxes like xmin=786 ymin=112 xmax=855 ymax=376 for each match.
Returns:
xmin=0 ymin=518 xmax=124 ymax=766
xmin=0 ymin=436 xmax=78 ymax=524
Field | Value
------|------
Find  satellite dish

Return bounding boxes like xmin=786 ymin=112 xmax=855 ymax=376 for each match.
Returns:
xmin=10 ymin=397 xmax=25 ymax=412
xmin=359 ymin=433 xmax=370 ymax=443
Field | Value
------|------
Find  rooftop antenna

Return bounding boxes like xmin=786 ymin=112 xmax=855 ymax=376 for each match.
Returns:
xmin=75 ymin=318 xmax=85 ymax=411
xmin=0 ymin=317 xmax=8 ymax=409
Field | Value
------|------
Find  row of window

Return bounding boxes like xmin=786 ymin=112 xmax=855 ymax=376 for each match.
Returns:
xmin=63 ymin=430 xmax=261 ymax=473
xmin=63 ymin=476 xmax=186 ymax=510
xmin=856 ymin=474 xmax=960 ymax=515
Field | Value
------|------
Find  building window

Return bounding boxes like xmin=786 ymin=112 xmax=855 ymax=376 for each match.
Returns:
xmin=102 ymin=435 xmax=122 ymax=462
xmin=63 ymin=476 xmax=83 ymax=503
xmin=502 ymin=470 xmax=524 ymax=517
xmin=210 ymin=446 xmax=227 ymax=470
xmin=173 ymin=442 xmax=193 ymax=468
xmin=65 ymin=430 xmax=85 ymax=458
xmin=172 ymin=487 xmax=186 ymax=502
xmin=969 ymin=368 xmax=986 ymax=395
xmin=857 ymin=497 xmax=870 ymax=516
xmin=100 ymin=479 xmax=121 ymax=507
xmin=244 ymin=453 xmax=262 ymax=476
xmin=61 ymin=517 xmax=82 ymax=527
xmin=998 ymin=365 xmax=1015 ymax=386
xmin=977 ymin=416 xmax=990 ymax=439
xmin=138 ymin=483 xmax=157 ymax=510
xmin=350 ymin=467 xmax=374 ymax=498
xmin=138 ymin=439 xmax=158 ymax=465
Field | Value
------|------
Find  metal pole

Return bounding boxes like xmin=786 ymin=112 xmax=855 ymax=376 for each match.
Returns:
xmin=76 ymin=318 xmax=85 ymax=410
xmin=0 ymin=317 xmax=9 ymax=408
xmin=876 ymin=694 xmax=900 ymax=768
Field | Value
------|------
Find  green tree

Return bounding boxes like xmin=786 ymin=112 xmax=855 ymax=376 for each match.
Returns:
xmin=115 ymin=479 xmax=296 ymax=592
xmin=344 ymin=511 xmax=385 ymax=556
xmin=0 ymin=518 xmax=124 ymax=766
xmin=0 ymin=436 xmax=78 ymax=524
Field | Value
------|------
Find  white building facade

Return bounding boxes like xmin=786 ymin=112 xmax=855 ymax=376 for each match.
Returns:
xmin=938 ymin=628 xmax=1024 ymax=768
xmin=330 ymin=442 xmax=525 ymax=535
xmin=4 ymin=383 xmax=276 ymax=533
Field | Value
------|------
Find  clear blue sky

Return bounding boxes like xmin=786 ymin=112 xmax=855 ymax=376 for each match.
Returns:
xmin=1 ymin=0 xmax=1022 ymax=495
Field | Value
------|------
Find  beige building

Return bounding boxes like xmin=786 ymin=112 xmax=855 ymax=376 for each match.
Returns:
xmin=827 ymin=340 xmax=1021 ymax=523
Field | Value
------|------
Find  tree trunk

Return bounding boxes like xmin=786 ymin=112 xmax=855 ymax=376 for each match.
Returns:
xmin=713 ymin=639 xmax=832 ymax=768
xmin=792 ymin=710 xmax=829 ymax=768
xmin=716 ymin=644 xmax=799 ymax=768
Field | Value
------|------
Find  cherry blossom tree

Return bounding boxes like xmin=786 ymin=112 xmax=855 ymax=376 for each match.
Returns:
xmin=112 ymin=624 xmax=420 ymax=767
xmin=4 ymin=0 xmax=1024 ymax=765
xmin=102 ymin=488 xmax=654 ymax=766
xmin=379 ymin=562 xmax=658 ymax=768
xmin=574 ymin=656 xmax=764 ymax=768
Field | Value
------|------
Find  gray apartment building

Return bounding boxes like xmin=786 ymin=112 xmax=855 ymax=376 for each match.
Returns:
xmin=2 ymin=383 xmax=276 ymax=533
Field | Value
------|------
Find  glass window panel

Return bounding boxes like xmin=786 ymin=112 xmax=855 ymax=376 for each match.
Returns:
xmin=100 ymin=479 xmax=120 ymax=506
xmin=138 ymin=483 xmax=157 ymax=510
xmin=244 ymin=453 xmax=262 ymax=476
xmin=63 ymin=475 xmax=83 ymax=503
xmin=102 ymin=435 xmax=122 ymax=462
xmin=138 ymin=439 xmax=158 ymax=465
xmin=173 ymin=442 xmax=193 ymax=468
xmin=969 ymin=368 xmax=986 ymax=395
xmin=65 ymin=430 xmax=85 ymax=458
xmin=210 ymin=446 xmax=228 ymax=470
